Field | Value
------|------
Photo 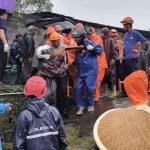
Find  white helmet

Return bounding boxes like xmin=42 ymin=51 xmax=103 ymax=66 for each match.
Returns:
xmin=36 ymin=45 xmax=53 ymax=60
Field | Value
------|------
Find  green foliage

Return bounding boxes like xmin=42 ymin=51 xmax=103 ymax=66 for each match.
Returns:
xmin=13 ymin=0 xmax=53 ymax=18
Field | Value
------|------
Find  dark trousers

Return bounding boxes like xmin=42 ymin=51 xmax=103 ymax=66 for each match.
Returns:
xmin=121 ymin=58 xmax=139 ymax=80
xmin=0 ymin=45 xmax=7 ymax=81
xmin=45 ymin=75 xmax=69 ymax=115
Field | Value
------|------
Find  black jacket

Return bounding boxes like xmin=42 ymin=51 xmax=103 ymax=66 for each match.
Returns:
xmin=10 ymin=39 xmax=22 ymax=65
xmin=13 ymin=98 xmax=67 ymax=150
xmin=22 ymin=33 xmax=35 ymax=58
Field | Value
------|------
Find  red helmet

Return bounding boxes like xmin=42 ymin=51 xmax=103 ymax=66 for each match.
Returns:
xmin=120 ymin=17 xmax=134 ymax=25
xmin=24 ymin=76 xmax=47 ymax=98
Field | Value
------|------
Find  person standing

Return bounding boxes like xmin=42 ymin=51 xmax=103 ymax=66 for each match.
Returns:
xmin=10 ymin=34 xmax=23 ymax=84
xmin=22 ymin=25 xmax=37 ymax=83
xmin=0 ymin=9 xmax=9 ymax=84
xmin=72 ymin=28 xmax=103 ymax=115
xmin=86 ymin=27 xmax=108 ymax=101
xmin=100 ymin=27 xmax=118 ymax=97
xmin=120 ymin=17 xmax=147 ymax=97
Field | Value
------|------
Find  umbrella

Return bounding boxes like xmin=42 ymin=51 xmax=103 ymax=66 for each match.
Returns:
xmin=0 ymin=0 xmax=16 ymax=11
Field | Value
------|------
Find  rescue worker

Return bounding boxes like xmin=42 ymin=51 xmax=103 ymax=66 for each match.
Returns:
xmin=0 ymin=9 xmax=9 ymax=85
xmin=86 ymin=27 xmax=108 ymax=101
xmin=22 ymin=25 xmax=37 ymax=83
xmin=10 ymin=34 xmax=23 ymax=84
xmin=72 ymin=28 xmax=103 ymax=115
xmin=100 ymin=27 xmax=118 ymax=97
xmin=120 ymin=16 xmax=147 ymax=97
xmin=109 ymin=29 xmax=123 ymax=97
xmin=39 ymin=32 xmax=69 ymax=117
xmin=13 ymin=76 xmax=67 ymax=150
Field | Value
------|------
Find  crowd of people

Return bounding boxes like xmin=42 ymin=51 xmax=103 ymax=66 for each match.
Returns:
xmin=0 ymin=8 xmax=149 ymax=149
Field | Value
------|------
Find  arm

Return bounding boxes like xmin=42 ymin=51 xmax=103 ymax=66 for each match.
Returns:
xmin=13 ymin=112 xmax=28 ymax=150
xmin=0 ymin=29 xmax=7 ymax=44
xmin=84 ymin=39 xmax=103 ymax=55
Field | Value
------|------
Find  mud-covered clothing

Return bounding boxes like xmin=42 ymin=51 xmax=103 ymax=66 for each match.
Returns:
xmin=13 ymin=98 xmax=67 ymax=150
xmin=39 ymin=44 xmax=68 ymax=115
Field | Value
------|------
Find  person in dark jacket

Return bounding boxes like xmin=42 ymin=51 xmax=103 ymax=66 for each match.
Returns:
xmin=0 ymin=9 xmax=9 ymax=85
xmin=10 ymin=34 xmax=23 ymax=84
xmin=22 ymin=25 xmax=37 ymax=83
xmin=13 ymin=76 xmax=67 ymax=150
xmin=72 ymin=29 xmax=103 ymax=115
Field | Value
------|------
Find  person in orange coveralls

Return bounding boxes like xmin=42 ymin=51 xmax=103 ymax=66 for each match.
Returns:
xmin=86 ymin=27 xmax=108 ymax=101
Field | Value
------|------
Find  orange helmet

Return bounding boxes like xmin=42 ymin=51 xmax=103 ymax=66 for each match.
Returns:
xmin=50 ymin=32 xmax=61 ymax=41
xmin=120 ymin=17 xmax=134 ymax=25
xmin=109 ymin=29 xmax=118 ymax=37
xmin=75 ymin=23 xmax=84 ymax=29
xmin=46 ymin=27 xmax=55 ymax=35
xmin=24 ymin=76 xmax=47 ymax=98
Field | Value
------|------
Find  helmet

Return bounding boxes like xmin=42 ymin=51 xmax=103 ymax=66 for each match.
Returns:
xmin=120 ymin=17 xmax=134 ymax=25
xmin=50 ymin=32 xmax=61 ymax=41
xmin=46 ymin=27 xmax=55 ymax=35
xmin=54 ymin=25 xmax=63 ymax=32
xmin=72 ymin=28 xmax=86 ymax=39
xmin=109 ymin=29 xmax=118 ymax=37
xmin=24 ymin=76 xmax=47 ymax=98
xmin=75 ymin=23 xmax=84 ymax=29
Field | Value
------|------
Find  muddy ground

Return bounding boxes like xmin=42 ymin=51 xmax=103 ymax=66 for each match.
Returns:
xmin=0 ymin=84 xmax=133 ymax=150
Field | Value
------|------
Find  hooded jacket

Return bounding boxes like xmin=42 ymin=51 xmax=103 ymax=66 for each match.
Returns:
xmin=13 ymin=98 xmax=67 ymax=150
xmin=124 ymin=70 xmax=148 ymax=106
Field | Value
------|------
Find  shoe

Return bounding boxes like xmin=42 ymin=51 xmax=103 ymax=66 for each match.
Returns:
xmin=76 ymin=107 xmax=85 ymax=115
xmin=87 ymin=106 xmax=95 ymax=112
xmin=117 ymin=92 xmax=127 ymax=98
xmin=109 ymin=93 xmax=117 ymax=98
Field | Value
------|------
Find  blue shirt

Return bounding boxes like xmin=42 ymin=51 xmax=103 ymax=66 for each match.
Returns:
xmin=123 ymin=30 xmax=147 ymax=59
xmin=0 ymin=18 xmax=7 ymax=44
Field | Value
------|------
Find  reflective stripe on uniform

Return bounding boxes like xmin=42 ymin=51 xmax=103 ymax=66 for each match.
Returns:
xmin=26 ymin=131 xmax=58 ymax=139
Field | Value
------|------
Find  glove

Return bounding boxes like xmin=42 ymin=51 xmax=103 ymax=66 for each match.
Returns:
xmin=4 ymin=44 xmax=10 ymax=52
xmin=86 ymin=44 xmax=94 ymax=51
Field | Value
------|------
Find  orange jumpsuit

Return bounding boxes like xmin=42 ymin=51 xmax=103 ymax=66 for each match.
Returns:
xmin=90 ymin=34 xmax=108 ymax=100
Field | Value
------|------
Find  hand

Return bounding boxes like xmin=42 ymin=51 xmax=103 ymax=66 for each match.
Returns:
xmin=118 ymin=55 xmax=123 ymax=61
xmin=86 ymin=44 xmax=94 ymax=51
xmin=64 ymin=64 xmax=69 ymax=70
xmin=131 ymin=48 xmax=138 ymax=54
xmin=110 ymin=59 xmax=115 ymax=66
xmin=4 ymin=44 xmax=10 ymax=52
xmin=7 ymin=104 xmax=13 ymax=112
